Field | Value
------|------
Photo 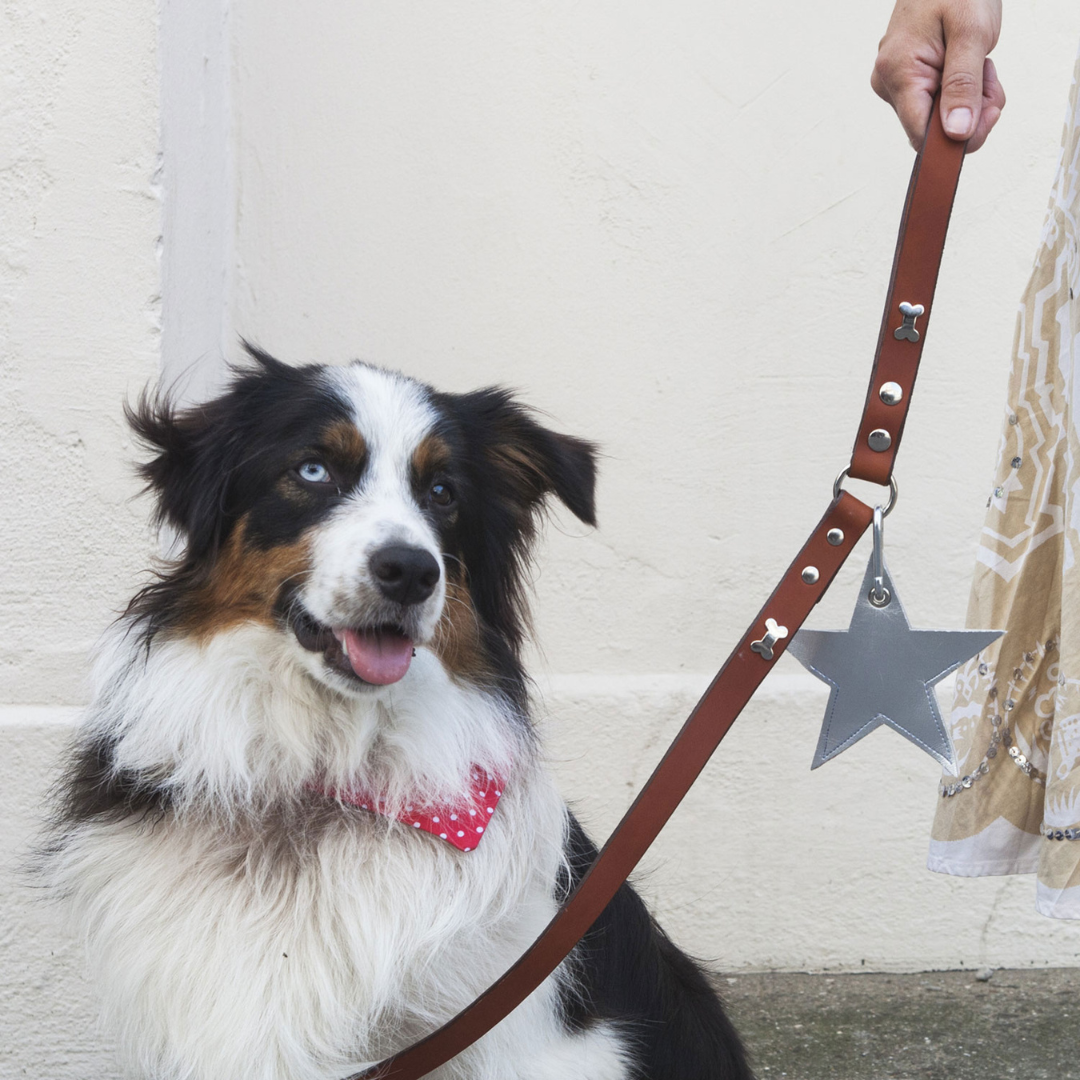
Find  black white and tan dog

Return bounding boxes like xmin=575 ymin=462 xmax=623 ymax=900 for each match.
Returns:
xmin=44 ymin=350 xmax=752 ymax=1080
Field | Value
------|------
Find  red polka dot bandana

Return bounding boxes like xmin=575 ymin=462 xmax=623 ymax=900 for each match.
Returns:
xmin=326 ymin=769 xmax=504 ymax=852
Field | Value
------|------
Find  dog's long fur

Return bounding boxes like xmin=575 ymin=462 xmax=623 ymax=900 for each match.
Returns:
xmin=44 ymin=351 xmax=752 ymax=1080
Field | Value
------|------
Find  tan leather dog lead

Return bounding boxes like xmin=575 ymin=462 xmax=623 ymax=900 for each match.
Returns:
xmin=350 ymin=98 xmax=966 ymax=1080
xmin=850 ymin=99 xmax=967 ymax=485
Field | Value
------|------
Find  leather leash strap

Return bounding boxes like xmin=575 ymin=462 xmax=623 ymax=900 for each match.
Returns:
xmin=849 ymin=99 xmax=967 ymax=484
xmin=351 ymin=99 xmax=965 ymax=1080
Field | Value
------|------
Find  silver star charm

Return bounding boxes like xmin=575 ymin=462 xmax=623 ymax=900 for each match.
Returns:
xmin=786 ymin=555 xmax=1003 ymax=771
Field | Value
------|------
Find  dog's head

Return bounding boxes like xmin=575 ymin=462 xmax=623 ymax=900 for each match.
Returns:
xmin=127 ymin=348 xmax=596 ymax=703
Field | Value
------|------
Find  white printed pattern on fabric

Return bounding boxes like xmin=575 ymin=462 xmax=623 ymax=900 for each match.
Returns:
xmin=932 ymin=46 xmax=1080 ymax=919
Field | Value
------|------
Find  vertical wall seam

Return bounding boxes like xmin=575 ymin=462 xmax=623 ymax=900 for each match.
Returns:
xmin=158 ymin=0 xmax=233 ymax=405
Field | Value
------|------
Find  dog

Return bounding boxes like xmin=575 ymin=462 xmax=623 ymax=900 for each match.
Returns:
xmin=44 ymin=349 xmax=752 ymax=1080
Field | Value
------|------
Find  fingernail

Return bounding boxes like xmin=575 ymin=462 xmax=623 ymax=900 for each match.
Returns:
xmin=944 ymin=107 xmax=973 ymax=137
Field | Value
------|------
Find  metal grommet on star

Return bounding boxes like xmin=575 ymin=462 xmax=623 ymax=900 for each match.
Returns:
xmin=868 ymin=585 xmax=891 ymax=608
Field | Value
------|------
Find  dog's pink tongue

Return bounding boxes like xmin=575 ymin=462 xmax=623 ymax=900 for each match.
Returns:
xmin=341 ymin=627 xmax=414 ymax=685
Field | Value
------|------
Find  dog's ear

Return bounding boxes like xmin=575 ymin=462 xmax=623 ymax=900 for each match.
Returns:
xmin=459 ymin=388 xmax=598 ymax=527
xmin=439 ymin=387 xmax=597 ymax=655
xmin=128 ymin=349 xmax=344 ymax=565
xmin=491 ymin=423 xmax=597 ymax=528
xmin=126 ymin=391 xmax=237 ymax=562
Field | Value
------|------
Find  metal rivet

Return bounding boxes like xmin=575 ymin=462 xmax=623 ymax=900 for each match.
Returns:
xmin=750 ymin=617 xmax=788 ymax=662
xmin=1011 ymin=456 xmax=1022 ymax=468
xmin=827 ymin=528 xmax=844 ymax=546
xmin=1009 ymin=414 xmax=1018 ymax=425
xmin=801 ymin=566 xmax=820 ymax=584
xmin=879 ymin=382 xmax=903 ymax=406
xmin=868 ymin=429 xmax=892 ymax=452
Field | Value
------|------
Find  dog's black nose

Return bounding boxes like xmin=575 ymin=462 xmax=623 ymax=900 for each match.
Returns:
xmin=370 ymin=544 xmax=441 ymax=606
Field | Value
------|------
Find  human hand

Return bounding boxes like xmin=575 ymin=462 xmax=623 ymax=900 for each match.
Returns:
xmin=871 ymin=0 xmax=1004 ymax=152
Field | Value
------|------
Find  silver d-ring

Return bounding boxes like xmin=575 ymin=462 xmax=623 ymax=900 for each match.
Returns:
xmin=832 ymin=468 xmax=899 ymax=517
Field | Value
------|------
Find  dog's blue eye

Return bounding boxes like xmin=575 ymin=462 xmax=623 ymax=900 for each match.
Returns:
xmin=298 ymin=462 xmax=331 ymax=484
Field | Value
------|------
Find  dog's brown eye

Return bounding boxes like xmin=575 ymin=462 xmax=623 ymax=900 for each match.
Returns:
xmin=430 ymin=481 xmax=455 ymax=507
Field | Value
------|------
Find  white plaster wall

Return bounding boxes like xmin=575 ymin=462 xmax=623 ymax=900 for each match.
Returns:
xmin=227 ymin=0 xmax=1080 ymax=965
xmin=0 ymin=0 xmax=160 ymax=707
xmin=0 ymin=0 xmax=160 ymax=1075
xmin=6 ymin=0 xmax=1080 ymax=1075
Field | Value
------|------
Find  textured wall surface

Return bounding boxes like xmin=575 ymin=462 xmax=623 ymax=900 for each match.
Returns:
xmin=226 ymin=0 xmax=1080 ymax=960
xmin=0 ymin=0 xmax=160 ymax=707
xmin=0 ymin=1 xmax=160 ymax=1075
xmin=5 ymin=1 xmax=1080 ymax=1076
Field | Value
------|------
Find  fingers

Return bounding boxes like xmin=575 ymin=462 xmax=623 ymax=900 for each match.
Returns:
xmin=965 ymin=57 xmax=1006 ymax=152
xmin=872 ymin=47 xmax=942 ymax=150
xmin=939 ymin=9 xmax=999 ymax=139
xmin=888 ymin=82 xmax=936 ymax=152
xmin=872 ymin=0 xmax=1003 ymax=152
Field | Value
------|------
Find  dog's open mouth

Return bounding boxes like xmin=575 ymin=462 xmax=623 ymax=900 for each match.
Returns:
xmin=290 ymin=610 xmax=415 ymax=686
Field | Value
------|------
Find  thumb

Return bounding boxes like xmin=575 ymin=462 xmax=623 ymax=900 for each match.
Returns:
xmin=939 ymin=32 xmax=990 ymax=140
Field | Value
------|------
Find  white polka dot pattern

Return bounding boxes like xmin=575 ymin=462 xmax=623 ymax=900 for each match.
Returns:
xmin=324 ymin=768 xmax=505 ymax=852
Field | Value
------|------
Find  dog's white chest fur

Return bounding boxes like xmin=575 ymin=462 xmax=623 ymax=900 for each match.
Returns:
xmin=54 ymin=629 xmax=628 ymax=1080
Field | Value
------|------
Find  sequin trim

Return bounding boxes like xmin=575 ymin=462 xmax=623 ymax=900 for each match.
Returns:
xmin=939 ymin=640 xmax=1056 ymax=798
xmin=1042 ymin=826 xmax=1080 ymax=840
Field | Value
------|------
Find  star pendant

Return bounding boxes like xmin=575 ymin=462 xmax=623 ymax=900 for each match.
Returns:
xmin=786 ymin=555 xmax=1003 ymax=772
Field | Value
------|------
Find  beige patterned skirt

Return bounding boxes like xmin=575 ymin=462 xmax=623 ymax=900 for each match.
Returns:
xmin=929 ymin=53 xmax=1080 ymax=918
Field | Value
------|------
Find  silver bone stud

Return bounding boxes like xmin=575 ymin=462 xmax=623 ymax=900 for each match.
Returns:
xmin=750 ymin=617 xmax=789 ymax=661
xmin=893 ymin=301 xmax=925 ymax=343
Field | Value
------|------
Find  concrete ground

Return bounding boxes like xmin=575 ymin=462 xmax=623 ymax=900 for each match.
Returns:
xmin=721 ymin=968 xmax=1079 ymax=1080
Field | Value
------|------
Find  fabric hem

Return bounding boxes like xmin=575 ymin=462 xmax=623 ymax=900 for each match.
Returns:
xmin=1035 ymin=881 xmax=1080 ymax=919
xmin=926 ymin=854 xmax=1039 ymax=878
